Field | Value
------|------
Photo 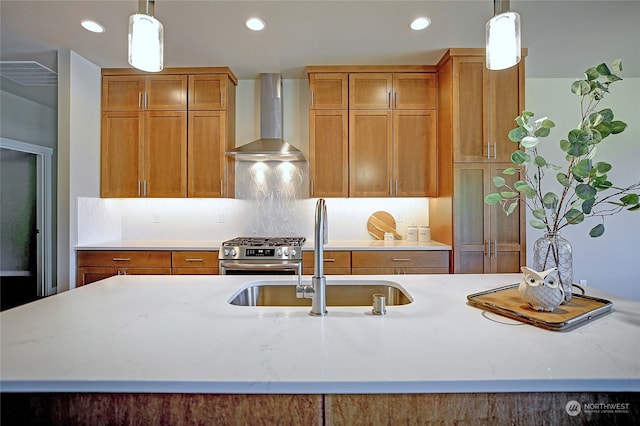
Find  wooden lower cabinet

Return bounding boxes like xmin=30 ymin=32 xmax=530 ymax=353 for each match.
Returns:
xmin=76 ymin=250 xmax=172 ymax=286
xmin=303 ymin=250 xmax=351 ymax=275
xmin=5 ymin=392 xmax=632 ymax=425
xmin=171 ymin=251 xmax=219 ymax=275
xmin=351 ymin=250 xmax=450 ymax=274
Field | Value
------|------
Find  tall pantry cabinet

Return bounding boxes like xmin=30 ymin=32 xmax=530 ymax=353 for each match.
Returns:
xmin=430 ymin=49 xmax=527 ymax=273
xmin=100 ymin=68 xmax=236 ymax=198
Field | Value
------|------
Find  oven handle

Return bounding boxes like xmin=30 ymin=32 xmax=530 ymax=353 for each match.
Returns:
xmin=219 ymin=261 xmax=302 ymax=271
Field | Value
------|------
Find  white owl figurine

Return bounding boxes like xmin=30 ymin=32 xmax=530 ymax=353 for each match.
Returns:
xmin=518 ymin=266 xmax=565 ymax=312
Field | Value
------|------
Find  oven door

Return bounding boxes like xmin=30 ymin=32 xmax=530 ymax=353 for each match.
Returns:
xmin=219 ymin=260 xmax=302 ymax=276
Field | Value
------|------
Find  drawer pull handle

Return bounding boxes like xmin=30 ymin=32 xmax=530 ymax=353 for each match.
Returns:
xmin=112 ymin=258 xmax=131 ymax=262
xmin=185 ymin=258 xmax=204 ymax=262
xmin=324 ymin=258 xmax=336 ymax=263
xmin=392 ymin=258 xmax=411 ymax=262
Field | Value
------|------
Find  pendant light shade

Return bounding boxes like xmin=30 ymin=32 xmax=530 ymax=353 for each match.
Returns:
xmin=486 ymin=1 xmax=521 ymax=70
xmin=128 ymin=0 xmax=163 ymax=72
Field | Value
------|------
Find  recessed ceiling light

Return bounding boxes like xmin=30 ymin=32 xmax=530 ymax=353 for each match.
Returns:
xmin=81 ymin=20 xmax=105 ymax=33
xmin=246 ymin=18 xmax=266 ymax=31
xmin=410 ymin=17 xmax=431 ymax=31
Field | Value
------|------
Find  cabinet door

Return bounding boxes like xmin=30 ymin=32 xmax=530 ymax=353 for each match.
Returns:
xmin=393 ymin=110 xmax=437 ymax=197
xmin=309 ymin=73 xmax=348 ymax=109
xmin=489 ymin=66 xmax=523 ymax=162
xmin=452 ymin=57 xmax=489 ymax=162
xmin=453 ymin=164 xmax=491 ymax=273
xmin=77 ymin=267 xmax=120 ymax=286
xmin=349 ymin=73 xmax=393 ymax=109
xmin=309 ymin=110 xmax=348 ymax=197
xmin=188 ymin=75 xmax=228 ymax=110
xmin=144 ymin=111 xmax=187 ymax=197
xmin=102 ymin=76 xmax=144 ymax=111
xmin=188 ymin=111 xmax=226 ymax=197
xmin=349 ymin=110 xmax=393 ymax=197
xmin=393 ymin=73 xmax=437 ymax=110
xmin=144 ymin=75 xmax=187 ymax=110
xmin=488 ymin=164 xmax=525 ymax=272
xmin=101 ymin=111 xmax=143 ymax=197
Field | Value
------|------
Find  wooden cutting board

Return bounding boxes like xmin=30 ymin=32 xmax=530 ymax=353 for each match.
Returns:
xmin=367 ymin=211 xmax=402 ymax=240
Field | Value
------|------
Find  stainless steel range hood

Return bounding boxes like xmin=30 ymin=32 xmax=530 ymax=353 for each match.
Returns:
xmin=227 ymin=74 xmax=305 ymax=161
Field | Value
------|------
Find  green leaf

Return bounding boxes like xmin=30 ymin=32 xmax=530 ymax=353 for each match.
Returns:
xmin=534 ymin=127 xmax=551 ymax=138
xmin=493 ymin=176 xmax=506 ymax=187
xmin=500 ymin=191 xmax=518 ymax=199
xmin=621 ymin=194 xmax=640 ymax=205
xmin=514 ymin=181 xmax=537 ymax=198
xmin=589 ymin=224 xmax=605 ymax=238
xmin=484 ymin=193 xmax=502 ymax=205
xmin=629 ymin=204 xmax=640 ymax=211
xmin=576 ymin=183 xmax=597 ymax=200
xmin=572 ymin=159 xmax=593 ymax=179
xmin=610 ymin=120 xmax=628 ymax=134
xmin=556 ymin=173 xmax=571 ymax=187
xmin=612 ymin=59 xmax=623 ymax=74
xmin=594 ymin=162 xmax=612 ymax=175
xmin=529 ymin=219 xmax=547 ymax=229
xmin=508 ymin=127 xmax=528 ymax=142
xmin=505 ymin=202 xmax=518 ymax=216
xmin=582 ymin=198 xmax=595 ymax=214
xmin=502 ymin=168 xmax=517 ymax=175
xmin=542 ymin=192 xmax=559 ymax=209
xmin=585 ymin=67 xmax=600 ymax=80
xmin=565 ymin=208 xmax=585 ymax=225
xmin=571 ymin=80 xmax=591 ymax=95
xmin=560 ymin=139 xmax=571 ymax=152
xmin=598 ymin=108 xmax=614 ymax=122
xmin=521 ymin=136 xmax=539 ymax=148
xmin=541 ymin=119 xmax=555 ymax=129
xmin=511 ymin=150 xmax=530 ymax=166
xmin=589 ymin=112 xmax=604 ymax=127
xmin=596 ymin=63 xmax=611 ymax=76
xmin=532 ymin=208 xmax=546 ymax=220
xmin=534 ymin=156 xmax=547 ymax=167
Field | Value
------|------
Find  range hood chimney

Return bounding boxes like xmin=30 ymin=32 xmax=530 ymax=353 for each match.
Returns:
xmin=227 ymin=73 xmax=305 ymax=161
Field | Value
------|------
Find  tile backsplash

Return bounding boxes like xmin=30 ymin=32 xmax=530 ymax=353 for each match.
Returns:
xmin=77 ymin=161 xmax=430 ymax=244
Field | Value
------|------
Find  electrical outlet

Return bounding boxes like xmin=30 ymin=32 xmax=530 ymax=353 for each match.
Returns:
xmin=579 ymin=279 xmax=587 ymax=287
xmin=217 ymin=211 xmax=224 ymax=223
xmin=152 ymin=214 xmax=160 ymax=223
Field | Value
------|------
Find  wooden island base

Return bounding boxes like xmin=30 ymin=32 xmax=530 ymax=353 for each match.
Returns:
xmin=2 ymin=392 xmax=638 ymax=425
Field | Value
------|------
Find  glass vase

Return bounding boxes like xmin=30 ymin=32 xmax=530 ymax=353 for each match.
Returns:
xmin=532 ymin=232 xmax=573 ymax=304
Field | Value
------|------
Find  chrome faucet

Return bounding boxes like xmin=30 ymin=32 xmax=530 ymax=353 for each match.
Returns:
xmin=296 ymin=198 xmax=327 ymax=316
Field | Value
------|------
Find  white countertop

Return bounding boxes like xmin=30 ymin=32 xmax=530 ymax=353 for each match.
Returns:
xmin=75 ymin=239 xmax=452 ymax=251
xmin=1 ymin=274 xmax=638 ymax=394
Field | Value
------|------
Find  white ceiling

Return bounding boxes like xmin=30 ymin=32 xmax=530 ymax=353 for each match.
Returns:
xmin=1 ymin=1 xmax=639 ymax=107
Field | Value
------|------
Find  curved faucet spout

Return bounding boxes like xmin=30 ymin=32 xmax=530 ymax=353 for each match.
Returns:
xmin=297 ymin=199 xmax=328 ymax=316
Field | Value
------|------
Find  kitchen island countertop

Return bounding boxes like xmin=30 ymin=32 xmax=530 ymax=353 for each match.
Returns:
xmin=74 ymin=239 xmax=452 ymax=251
xmin=1 ymin=273 xmax=637 ymax=394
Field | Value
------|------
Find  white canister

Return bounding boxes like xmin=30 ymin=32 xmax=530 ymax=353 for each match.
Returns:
xmin=406 ymin=224 xmax=418 ymax=242
xmin=418 ymin=225 xmax=431 ymax=242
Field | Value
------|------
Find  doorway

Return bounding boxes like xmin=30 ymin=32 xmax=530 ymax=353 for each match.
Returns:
xmin=0 ymin=138 xmax=54 ymax=310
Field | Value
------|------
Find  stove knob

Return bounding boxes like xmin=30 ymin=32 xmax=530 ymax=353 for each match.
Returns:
xmin=223 ymin=248 xmax=230 ymax=256
xmin=230 ymin=248 xmax=237 ymax=257
xmin=290 ymin=249 xmax=297 ymax=258
xmin=283 ymin=248 xmax=290 ymax=257
xmin=276 ymin=248 xmax=282 ymax=256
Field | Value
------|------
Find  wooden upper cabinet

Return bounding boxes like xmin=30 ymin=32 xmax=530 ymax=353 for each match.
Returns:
xmin=393 ymin=110 xmax=438 ymax=196
xmin=309 ymin=109 xmax=349 ymax=197
xmin=143 ymin=111 xmax=187 ymax=197
xmin=102 ymin=75 xmax=187 ymax=111
xmin=309 ymin=73 xmax=348 ymax=109
xmin=349 ymin=73 xmax=393 ymax=109
xmin=452 ymin=56 xmax=522 ymax=162
xmin=393 ymin=73 xmax=437 ymax=109
xmin=188 ymin=75 xmax=228 ymax=110
xmin=349 ymin=110 xmax=393 ymax=197
xmin=188 ymin=111 xmax=227 ymax=197
xmin=100 ymin=111 xmax=143 ymax=198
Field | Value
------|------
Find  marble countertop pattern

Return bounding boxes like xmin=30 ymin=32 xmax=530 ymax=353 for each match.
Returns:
xmin=1 ymin=273 xmax=638 ymax=394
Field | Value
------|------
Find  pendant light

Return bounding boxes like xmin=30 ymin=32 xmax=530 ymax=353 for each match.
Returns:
xmin=485 ymin=0 xmax=521 ymax=70
xmin=128 ymin=0 xmax=164 ymax=72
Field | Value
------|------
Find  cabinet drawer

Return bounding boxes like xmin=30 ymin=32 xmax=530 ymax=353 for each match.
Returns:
xmin=303 ymin=251 xmax=351 ymax=268
xmin=351 ymin=250 xmax=449 ymax=269
xmin=171 ymin=251 xmax=219 ymax=267
xmin=77 ymin=250 xmax=171 ymax=268
xmin=172 ymin=267 xmax=219 ymax=275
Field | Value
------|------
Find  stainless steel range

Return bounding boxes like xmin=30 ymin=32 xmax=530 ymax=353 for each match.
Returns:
xmin=218 ymin=237 xmax=306 ymax=276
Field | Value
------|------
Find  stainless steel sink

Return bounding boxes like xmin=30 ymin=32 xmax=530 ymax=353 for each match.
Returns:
xmin=228 ymin=280 xmax=412 ymax=307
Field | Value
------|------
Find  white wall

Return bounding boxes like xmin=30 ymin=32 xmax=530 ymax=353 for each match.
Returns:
xmin=525 ymin=77 xmax=640 ymax=300
xmin=58 ymin=50 xmax=101 ymax=291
